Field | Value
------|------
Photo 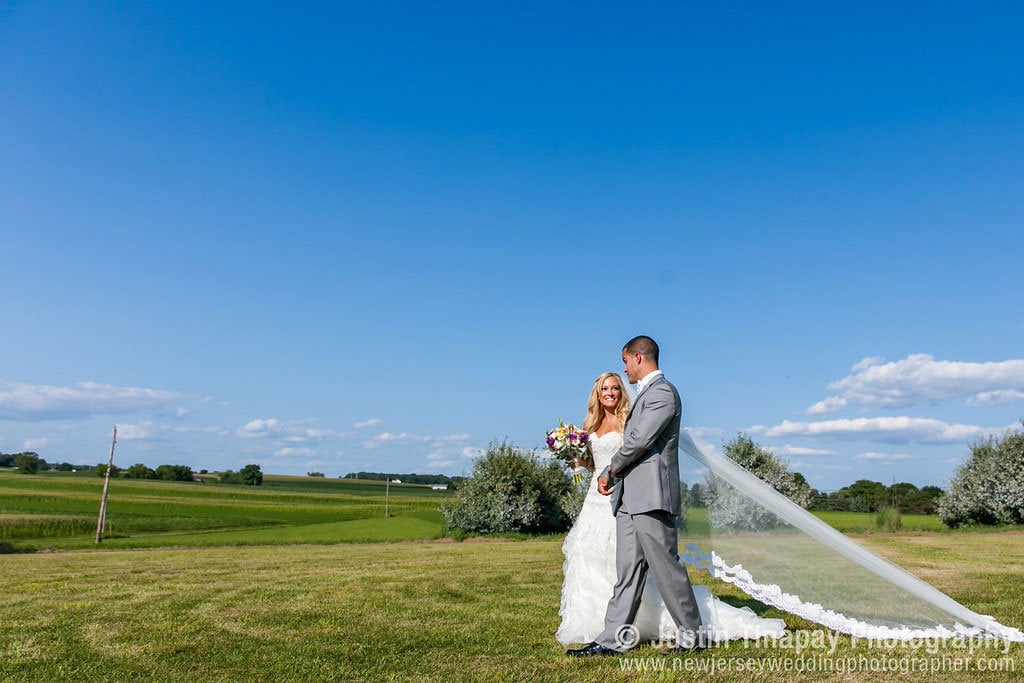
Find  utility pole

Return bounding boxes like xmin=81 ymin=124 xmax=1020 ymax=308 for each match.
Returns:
xmin=95 ymin=426 xmax=117 ymax=544
xmin=385 ymin=475 xmax=391 ymax=518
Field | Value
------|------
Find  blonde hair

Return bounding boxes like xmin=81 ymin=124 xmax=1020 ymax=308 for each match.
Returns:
xmin=583 ymin=372 xmax=631 ymax=433
xmin=578 ymin=373 xmax=630 ymax=470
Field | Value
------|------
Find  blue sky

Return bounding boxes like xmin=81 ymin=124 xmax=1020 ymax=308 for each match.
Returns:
xmin=1 ymin=2 xmax=1022 ymax=489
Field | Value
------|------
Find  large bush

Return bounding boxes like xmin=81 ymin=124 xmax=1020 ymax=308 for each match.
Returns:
xmin=14 ymin=453 xmax=41 ymax=474
xmin=939 ymin=425 xmax=1024 ymax=528
xmin=703 ymin=433 xmax=812 ymax=530
xmin=155 ymin=464 xmax=194 ymax=482
xmin=442 ymin=440 xmax=574 ymax=534
xmin=240 ymin=464 xmax=263 ymax=486
xmin=93 ymin=463 xmax=122 ymax=477
xmin=123 ymin=463 xmax=157 ymax=479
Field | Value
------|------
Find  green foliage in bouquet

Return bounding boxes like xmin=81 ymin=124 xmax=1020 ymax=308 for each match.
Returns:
xmin=442 ymin=440 xmax=575 ymax=535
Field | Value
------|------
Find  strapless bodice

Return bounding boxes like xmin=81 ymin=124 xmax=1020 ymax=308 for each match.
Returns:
xmin=589 ymin=431 xmax=623 ymax=472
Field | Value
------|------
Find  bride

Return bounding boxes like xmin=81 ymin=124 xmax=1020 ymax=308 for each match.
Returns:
xmin=555 ymin=372 xmax=786 ymax=646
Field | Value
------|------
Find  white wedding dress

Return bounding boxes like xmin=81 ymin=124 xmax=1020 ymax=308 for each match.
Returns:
xmin=556 ymin=431 xmax=786 ymax=645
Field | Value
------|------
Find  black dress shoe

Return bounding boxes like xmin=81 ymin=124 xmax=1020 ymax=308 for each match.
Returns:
xmin=566 ymin=642 xmax=618 ymax=657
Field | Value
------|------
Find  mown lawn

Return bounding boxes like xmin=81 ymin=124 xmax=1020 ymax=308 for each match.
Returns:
xmin=3 ymin=469 xmax=1022 ymax=680
xmin=1 ymin=532 xmax=1022 ymax=682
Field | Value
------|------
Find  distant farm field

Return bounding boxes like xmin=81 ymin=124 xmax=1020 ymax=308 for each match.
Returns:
xmin=0 ymin=470 xmax=981 ymax=553
xmin=0 ymin=470 xmax=450 ymax=551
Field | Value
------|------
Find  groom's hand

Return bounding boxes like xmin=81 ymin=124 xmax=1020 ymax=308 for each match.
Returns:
xmin=597 ymin=475 xmax=612 ymax=496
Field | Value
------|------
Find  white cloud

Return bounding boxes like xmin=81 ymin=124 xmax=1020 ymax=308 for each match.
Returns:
xmin=426 ymin=450 xmax=454 ymax=469
xmin=970 ymin=389 xmax=1024 ymax=405
xmin=771 ymin=445 xmax=835 ymax=456
xmin=0 ymin=381 xmax=185 ymax=421
xmin=851 ymin=356 xmax=885 ymax=372
xmin=354 ymin=418 xmax=383 ymax=429
xmin=237 ymin=418 xmax=282 ymax=439
xmin=806 ymin=354 xmax=1024 ymax=414
xmin=682 ymin=427 xmax=722 ymax=457
xmin=23 ymin=437 xmax=48 ymax=450
xmin=118 ymin=421 xmax=163 ymax=441
xmin=274 ymin=447 xmax=315 ymax=458
xmin=857 ymin=452 xmax=912 ymax=462
xmin=174 ymin=425 xmax=229 ymax=436
xmin=281 ymin=428 xmax=331 ymax=443
xmin=806 ymin=396 xmax=848 ymax=415
xmin=683 ymin=426 xmax=723 ymax=442
xmin=426 ymin=443 xmax=484 ymax=470
xmin=754 ymin=416 xmax=992 ymax=445
xmin=237 ymin=418 xmax=335 ymax=445
xmin=362 ymin=432 xmax=470 ymax=449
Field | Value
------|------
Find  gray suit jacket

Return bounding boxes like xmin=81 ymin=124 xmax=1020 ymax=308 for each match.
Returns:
xmin=600 ymin=375 xmax=682 ymax=516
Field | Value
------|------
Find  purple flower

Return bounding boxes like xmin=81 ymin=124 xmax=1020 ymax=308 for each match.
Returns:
xmin=568 ymin=433 xmax=577 ymax=441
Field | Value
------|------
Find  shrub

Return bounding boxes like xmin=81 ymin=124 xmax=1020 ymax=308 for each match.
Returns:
xmin=15 ymin=453 xmax=41 ymax=475
xmin=240 ymin=464 xmax=263 ymax=486
xmin=939 ymin=425 xmax=1024 ymax=528
xmin=559 ymin=470 xmax=591 ymax=525
xmin=874 ymin=507 xmax=903 ymax=532
xmin=155 ymin=464 xmax=194 ymax=482
xmin=703 ymin=433 xmax=812 ymax=530
xmin=93 ymin=463 xmax=121 ymax=477
xmin=123 ymin=463 xmax=157 ymax=479
xmin=441 ymin=440 xmax=574 ymax=534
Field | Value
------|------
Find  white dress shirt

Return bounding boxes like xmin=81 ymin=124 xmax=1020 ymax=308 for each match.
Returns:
xmin=635 ymin=369 xmax=664 ymax=395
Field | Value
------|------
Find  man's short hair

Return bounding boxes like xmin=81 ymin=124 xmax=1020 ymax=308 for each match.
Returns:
xmin=623 ymin=335 xmax=660 ymax=366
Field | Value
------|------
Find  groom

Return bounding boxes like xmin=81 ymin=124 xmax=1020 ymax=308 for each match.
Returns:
xmin=567 ymin=335 xmax=704 ymax=657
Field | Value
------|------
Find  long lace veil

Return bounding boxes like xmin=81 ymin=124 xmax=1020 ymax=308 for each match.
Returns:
xmin=676 ymin=430 xmax=1024 ymax=642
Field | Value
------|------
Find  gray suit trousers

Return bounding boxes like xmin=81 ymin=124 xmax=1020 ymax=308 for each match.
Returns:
xmin=594 ymin=509 xmax=703 ymax=651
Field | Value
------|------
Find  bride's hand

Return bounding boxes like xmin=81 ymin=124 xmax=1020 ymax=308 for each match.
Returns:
xmin=597 ymin=475 xmax=612 ymax=496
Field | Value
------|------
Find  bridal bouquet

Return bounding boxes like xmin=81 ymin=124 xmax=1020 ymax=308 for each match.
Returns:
xmin=545 ymin=419 xmax=589 ymax=467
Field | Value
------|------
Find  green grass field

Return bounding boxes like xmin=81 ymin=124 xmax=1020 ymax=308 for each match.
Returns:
xmin=2 ymin=470 xmax=1023 ymax=681
xmin=0 ymin=470 xmax=955 ymax=553
xmin=2 ymin=534 xmax=1022 ymax=681
xmin=0 ymin=470 xmax=449 ymax=551
xmin=682 ymin=508 xmax=947 ymax=536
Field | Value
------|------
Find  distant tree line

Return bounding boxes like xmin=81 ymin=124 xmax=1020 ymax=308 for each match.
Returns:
xmin=809 ymin=480 xmax=944 ymax=514
xmin=91 ymin=462 xmax=263 ymax=485
xmin=343 ymin=471 xmax=465 ymax=486
xmin=1 ymin=452 xmax=92 ymax=473
xmin=102 ymin=463 xmax=196 ymax=481
xmin=679 ymin=434 xmax=945 ymax=518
